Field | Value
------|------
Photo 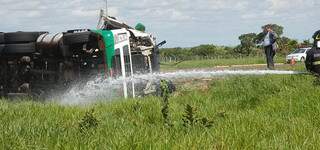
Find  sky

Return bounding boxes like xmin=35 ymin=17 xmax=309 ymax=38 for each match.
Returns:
xmin=0 ymin=0 xmax=319 ymax=47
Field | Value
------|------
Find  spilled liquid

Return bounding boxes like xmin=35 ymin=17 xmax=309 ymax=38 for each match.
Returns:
xmin=59 ymin=69 xmax=302 ymax=105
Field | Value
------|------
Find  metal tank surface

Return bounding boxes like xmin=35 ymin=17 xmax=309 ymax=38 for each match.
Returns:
xmin=36 ymin=33 xmax=63 ymax=56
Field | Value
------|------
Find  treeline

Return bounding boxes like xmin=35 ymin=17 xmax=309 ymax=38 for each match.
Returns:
xmin=160 ymin=45 xmax=249 ymax=60
xmin=160 ymin=24 xmax=313 ymax=59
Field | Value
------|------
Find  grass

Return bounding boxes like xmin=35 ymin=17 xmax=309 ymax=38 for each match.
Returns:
xmin=161 ymin=56 xmax=286 ymax=71
xmin=1 ymin=73 xmax=320 ymax=149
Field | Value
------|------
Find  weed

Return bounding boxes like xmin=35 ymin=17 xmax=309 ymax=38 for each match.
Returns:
xmin=199 ymin=117 xmax=214 ymax=128
xmin=313 ymin=76 xmax=320 ymax=86
xmin=132 ymin=101 xmax=142 ymax=112
xmin=216 ymin=111 xmax=227 ymax=118
xmin=182 ymin=104 xmax=198 ymax=127
xmin=239 ymin=97 xmax=261 ymax=109
xmin=79 ymin=109 xmax=99 ymax=133
xmin=182 ymin=104 xmax=213 ymax=128
xmin=160 ymin=80 xmax=171 ymax=126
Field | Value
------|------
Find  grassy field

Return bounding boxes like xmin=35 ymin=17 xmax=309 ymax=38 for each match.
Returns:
xmin=161 ymin=56 xmax=286 ymax=71
xmin=1 ymin=73 xmax=320 ymax=149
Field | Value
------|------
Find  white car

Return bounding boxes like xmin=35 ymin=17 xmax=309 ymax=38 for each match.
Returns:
xmin=286 ymin=47 xmax=311 ymax=63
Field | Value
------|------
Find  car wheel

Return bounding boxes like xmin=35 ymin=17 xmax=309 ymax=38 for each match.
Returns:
xmin=63 ymin=32 xmax=93 ymax=45
xmin=4 ymin=32 xmax=47 ymax=44
xmin=4 ymin=43 xmax=36 ymax=54
xmin=0 ymin=32 xmax=4 ymax=44
xmin=301 ymin=57 xmax=305 ymax=62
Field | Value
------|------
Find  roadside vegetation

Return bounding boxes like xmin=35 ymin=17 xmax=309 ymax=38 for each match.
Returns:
xmin=160 ymin=24 xmax=313 ymax=62
xmin=161 ymin=56 xmax=288 ymax=71
xmin=159 ymin=24 xmax=311 ymax=71
xmin=1 ymin=72 xmax=320 ymax=149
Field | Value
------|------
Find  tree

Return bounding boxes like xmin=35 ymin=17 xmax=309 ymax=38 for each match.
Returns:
xmin=190 ymin=44 xmax=217 ymax=57
xmin=238 ymin=33 xmax=257 ymax=56
xmin=262 ymin=24 xmax=284 ymax=36
xmin=287 ymin=40 xmax=299 ymax=52
xmin=301 ymin=39 xmax=313 ymax=47
xmin=277 ymin=36 xmax=299 ymax=54
xmin=160 ymin=47 xmax=192 ymax=60
xmin=277 ymin=36 xmax=291 ymax=54
xmin=255 ymin=24 xmax=284 ymax=43
xmin=255 ymin=32 xmax=266 ymax=44
xmin=239 ymin=33 xmax=257 ymax=47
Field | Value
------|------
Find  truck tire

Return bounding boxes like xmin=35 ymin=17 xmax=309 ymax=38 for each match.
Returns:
xmin=0 ymin=44 xmax=4 ymax=54
xmin=4 ymin=32 xmax=47 ymax=44
xmin=63 ymin=32 xmax=92 ymax=45
xmin=0 ymin=32 xmax=4 ymax=44
xmin=4 ymin=43 xmax=36 ymax=54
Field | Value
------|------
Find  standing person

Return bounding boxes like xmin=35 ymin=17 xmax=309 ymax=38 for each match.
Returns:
xmin=262 ymin=26 xmax=277 ymax=70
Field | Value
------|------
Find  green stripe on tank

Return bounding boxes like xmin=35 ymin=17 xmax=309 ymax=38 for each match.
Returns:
xmin=91 ymin=30 xmax=115 ymax=69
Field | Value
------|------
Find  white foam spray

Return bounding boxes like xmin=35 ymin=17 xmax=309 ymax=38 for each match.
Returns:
xmin=58 ymin=69 xmax=302 ymax=105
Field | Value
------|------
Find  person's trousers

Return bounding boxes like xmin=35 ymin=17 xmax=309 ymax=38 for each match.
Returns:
xmin=264 ymin=45 xmax=275 ymax=69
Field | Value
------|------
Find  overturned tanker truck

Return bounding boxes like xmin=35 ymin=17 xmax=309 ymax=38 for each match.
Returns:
xmin=0 ymin=15 xmax=169 ymax=98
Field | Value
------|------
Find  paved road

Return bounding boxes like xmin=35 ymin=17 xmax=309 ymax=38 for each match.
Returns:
xmin=213 ymin=63 xmax=286 ymax=69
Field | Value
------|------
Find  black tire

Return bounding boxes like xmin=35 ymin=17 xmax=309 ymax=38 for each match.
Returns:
xmin=4 ymin=43 xmax=36 ymax=54
xmin=0 ymin=32 xmax=4 ymax=44
xmin=0 ymin=44 xmax=4 ymax=54
xmin=4 ymin=32 xmax=47 ymax=44
xmin=63 ymin=32 xmax=93 ymax=45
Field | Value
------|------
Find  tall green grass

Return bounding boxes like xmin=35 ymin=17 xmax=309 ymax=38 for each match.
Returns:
xmin=161 ymin=56 xmax=286 ymax=70
xmin=1 ymin=74 xmax=320 ymax=149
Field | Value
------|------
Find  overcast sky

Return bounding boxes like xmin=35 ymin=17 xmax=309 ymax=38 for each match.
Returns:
xmin=0 ymin=0 xmax=319 ymax=47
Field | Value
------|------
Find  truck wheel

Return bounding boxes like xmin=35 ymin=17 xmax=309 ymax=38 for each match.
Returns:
xmin=0 ymin=44 xmax=4 ymax=54
xmin=4 ymin=43 xmax=36 ymax=54
xmin=63 ymin=32 xmax=93 ymax=45
xmin=4 ymin=32 xmax=47 ymax=44
xmin=0 ymin=32 xmax=4 ymax=44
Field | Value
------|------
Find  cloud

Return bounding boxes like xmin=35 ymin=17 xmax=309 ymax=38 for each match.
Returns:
xmin=267 ymin=0 xmax=316 ymax=11
xmin=0 ymin=0 xmax=318 ymax=47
